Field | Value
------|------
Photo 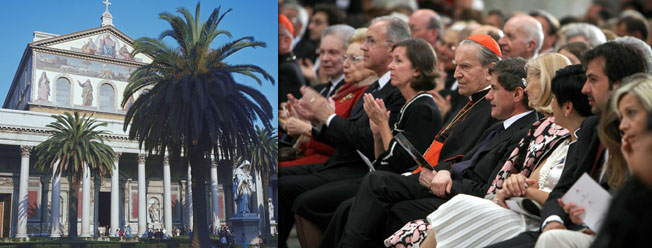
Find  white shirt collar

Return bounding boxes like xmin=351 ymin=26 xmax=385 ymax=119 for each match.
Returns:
xmin=329 ymin=74 xmax=345 ymax=86
xmin=503 ymin=110 xmax=533 ymax=130
xmin=378 ymin=71 xmax=391 ymax=90
xmin=325 ymin=74 xmax=345 ymax=96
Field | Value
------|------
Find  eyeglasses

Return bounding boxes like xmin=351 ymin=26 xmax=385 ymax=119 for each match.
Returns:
xmin=341 ymin=54 xmax=363 ymax=63
xmin=363 ymin=36 xmax=392 ymax=47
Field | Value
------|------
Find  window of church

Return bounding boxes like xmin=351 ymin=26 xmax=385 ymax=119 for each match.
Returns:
xmin=55 ymin=77 xmax=71 ymax=107
xmin=99 ymin=83 xmax=114 ymax=112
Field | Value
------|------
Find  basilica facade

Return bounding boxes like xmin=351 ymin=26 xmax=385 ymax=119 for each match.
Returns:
xmin=0 ymin=6 xmax=275 ymax=239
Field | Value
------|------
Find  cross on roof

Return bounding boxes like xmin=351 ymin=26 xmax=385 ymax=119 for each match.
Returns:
xmin=103 ymin=0 xmax=111 ymax=13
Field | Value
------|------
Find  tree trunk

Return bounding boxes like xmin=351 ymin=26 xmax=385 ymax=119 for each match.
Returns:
xmin=68 ymin=175 xmax=80 ymax=239
xmin=262 ymin=170 xmax=270 ymax=242
xmin=189 ymin=149 xmax=211 ymax=247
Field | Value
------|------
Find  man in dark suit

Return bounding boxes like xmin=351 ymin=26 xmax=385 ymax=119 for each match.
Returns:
xmin=487 ymin=41 xmax=647 ymax=248
xmin=279 ymin=14 xmax=306 ymax=104
xmin=277 ymin=16 xmax=409 ymax=248
xmin=321 ymin=43 xmax=535 ymax=248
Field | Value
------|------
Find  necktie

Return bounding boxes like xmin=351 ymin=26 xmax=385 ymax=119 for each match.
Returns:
xmin=368 ymin=81 xmax=379 ymax=94
xmin=590 ymin=143 xmax=606 ymax=182
xmin=321 ymin=81 xmax=333 ymax=97
xmin=451 ymin=125 xmax=504 ymax=177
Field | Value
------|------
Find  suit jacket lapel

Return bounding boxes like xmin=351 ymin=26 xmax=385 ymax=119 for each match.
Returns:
xmin=349 ymin=79 xmax=384 ymax=121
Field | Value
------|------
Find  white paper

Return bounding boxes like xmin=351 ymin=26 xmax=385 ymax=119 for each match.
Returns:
xmin=356 ymin=150 xmax=375 ymax=172
xmin=561 ymin=173 xmax=612 ymax=231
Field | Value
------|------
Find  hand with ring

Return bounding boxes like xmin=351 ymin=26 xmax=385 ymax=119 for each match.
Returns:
xmin=300 ymin=86 xmax=335 ymax=123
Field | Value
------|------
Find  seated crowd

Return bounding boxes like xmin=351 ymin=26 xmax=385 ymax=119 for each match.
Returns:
xmin=278 ymin=1 xmax=652 ymax=247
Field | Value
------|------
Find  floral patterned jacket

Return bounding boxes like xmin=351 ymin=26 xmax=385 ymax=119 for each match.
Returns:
xmin=487 ymin=116 xmax=569 ymax=195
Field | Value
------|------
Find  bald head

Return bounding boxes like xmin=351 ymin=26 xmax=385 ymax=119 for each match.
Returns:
xmin=408 ymin=9 xmax=442 ymax=46
xmin=498 ymin=15 xmax=544 ymax=59
xmin=471 ymin=25 xmax=503 ymax=42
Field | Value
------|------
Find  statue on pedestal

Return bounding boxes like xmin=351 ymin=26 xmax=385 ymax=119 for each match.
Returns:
xmin=268 ymin=198 xmax=275 ymax=221
xmin=233 ymin=161 xmax=254 ymax=214
xmin=148 ymin=199 xmax=160 ymax=223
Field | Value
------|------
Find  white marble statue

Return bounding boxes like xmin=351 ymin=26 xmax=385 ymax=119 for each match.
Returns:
xmin=268 ymin=198 xmax=275 ymax=221
xmin=149 ymin=199 xmax=160 ymax=223
xmin=233 ymin=160 xmax=254 ymax=214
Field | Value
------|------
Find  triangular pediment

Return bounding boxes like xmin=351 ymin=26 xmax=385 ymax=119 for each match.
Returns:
xmin=30 ymin=26 xmax=152 ymax=64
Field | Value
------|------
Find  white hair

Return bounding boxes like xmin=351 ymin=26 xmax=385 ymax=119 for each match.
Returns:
xmin=522 ymin=18 xmax=544 ymax=55
xmin=281 ymin=2 xmax=309 ymax=37
xmin=370 ymin=16 xmax=411 ymax=43
xmin=558 ymin=23 xmax=606 ymax=49
xmin=322 ymin=24 xmax=356 ymax=50
xmin=615 ymin=36 xmax=652 ymax=75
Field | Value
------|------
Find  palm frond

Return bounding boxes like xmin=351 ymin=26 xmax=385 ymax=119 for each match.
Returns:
xmin=34 ymin=112 xmax=115 ymax=180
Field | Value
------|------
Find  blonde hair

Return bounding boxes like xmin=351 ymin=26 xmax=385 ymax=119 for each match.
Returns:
xmin=611 ymin=73 xmax=652 ymax=117
xmin=525 ymin=53 xmax=571 ymax=115
xmin=602 ymin=73 xmax=652 ymax=189
xmin=349 ymin=28 xmax=368 ymax=44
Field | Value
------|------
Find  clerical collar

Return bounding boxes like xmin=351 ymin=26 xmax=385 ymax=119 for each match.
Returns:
xmin=279 ymin=52 xmax=296 ymax=63
xmin=377 ymin=71 xmax=391 ymax=90
xmin=503 ymin=110 xmax=533 ymax=130
xmin=469 ymin=86 xmax=491 ymax=102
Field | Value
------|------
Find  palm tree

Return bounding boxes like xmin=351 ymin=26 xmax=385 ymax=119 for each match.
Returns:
xmin=237 ymin=126 xmax=277 ymax=241
xmin=33 ymin=112 xmax=115 ymax=239
xmin=121 ymin=3 xmax=273 ymax=247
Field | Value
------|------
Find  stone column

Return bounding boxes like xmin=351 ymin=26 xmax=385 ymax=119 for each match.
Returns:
xmin=110 ymin=153 xmax=121 ymax=237
xmin=50 ymin=160 xmax=61 ymax=237
xmin=163 ymin=155 xmax=172 ymax=236
xmin=137 ymin=154 xmax=147 ymax=237
xmin=210 ymin=159 xmax=220 ymax=231
xmin=16 ymin=145 xmax=31 ymax=239
xmin=186 ymin=163 xmax=193 ymax=229
xmin=80 ymin=163 xmax=91 ymax=237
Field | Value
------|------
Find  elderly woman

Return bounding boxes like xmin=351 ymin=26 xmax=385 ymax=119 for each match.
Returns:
xmin=556 ymin=23 xmax=606 ymax=49
xmin=280 ymin=28 xmax=377 ymax=167
xmin=384 ymin=53 xmax=578 ymax=247
xmin=417 ymin=64 xmax=592 ymax=248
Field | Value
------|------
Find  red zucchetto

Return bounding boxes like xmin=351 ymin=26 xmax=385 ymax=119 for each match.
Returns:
xmin=279 ymin=14 xmax=294 ymax=37
xmin=465 ymin=34 xmax=502 ymax=58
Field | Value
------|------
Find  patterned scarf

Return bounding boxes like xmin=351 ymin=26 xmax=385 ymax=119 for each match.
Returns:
xmin=487 ymin=117 xmax=569 ymax=195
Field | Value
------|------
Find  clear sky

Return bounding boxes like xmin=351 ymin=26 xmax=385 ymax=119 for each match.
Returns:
xmin=0 ymin=0 xmax=278 ymax=128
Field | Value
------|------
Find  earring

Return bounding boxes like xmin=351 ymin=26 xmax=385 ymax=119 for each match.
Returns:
xmin=564 ymin=113 xmax=568 ymax=117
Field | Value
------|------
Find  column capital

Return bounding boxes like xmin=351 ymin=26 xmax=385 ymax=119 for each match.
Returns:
xmin=138 ymin=153 xmax=146 ymax=164
xmin=211 ymin=159 xmax=218 ymax=168
xmin=114 ymin=152 xmax=122 ymax=162
xmin=163 ymin=155 xmax=169 ymax=166
xmin=20 ymin=146 xmax=32 ymax=157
